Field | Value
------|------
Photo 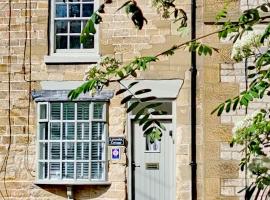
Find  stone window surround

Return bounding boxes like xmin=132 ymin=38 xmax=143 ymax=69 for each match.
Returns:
xmin=44 ymin=0 xmax=100 ymax=64
xmin=32 ymin=88 xmax=114 ymax=185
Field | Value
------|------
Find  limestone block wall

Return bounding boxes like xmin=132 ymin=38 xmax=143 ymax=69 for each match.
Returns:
xmin=0 ymin=0 xmax=198 ymax=199
xmin=217 ymin=21 xmax=269 ymax=199
xmin=201 ymin=0 xmax=270 ymax=199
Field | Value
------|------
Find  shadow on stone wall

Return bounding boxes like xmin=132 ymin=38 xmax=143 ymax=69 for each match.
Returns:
xmin=37 ymin=184 xmax=111 ymax=199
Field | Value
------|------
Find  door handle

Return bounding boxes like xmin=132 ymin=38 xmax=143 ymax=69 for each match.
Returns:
xmin=169 ymin=130 xmax=175 ymax=144
xmin=132 ymin=162 xmax=140 ymax=168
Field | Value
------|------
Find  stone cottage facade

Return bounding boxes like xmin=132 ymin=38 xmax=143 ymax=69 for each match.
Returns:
xmin=0 ymin=0 xmax=265 ymax=199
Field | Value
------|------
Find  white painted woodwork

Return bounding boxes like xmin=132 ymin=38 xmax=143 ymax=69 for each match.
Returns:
xmin=133 ymin=120 xmax=175 ymax=200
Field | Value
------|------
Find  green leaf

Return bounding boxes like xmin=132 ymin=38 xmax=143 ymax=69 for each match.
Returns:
xmin=240 ymin=96 xmax=249 ymax=106
xmin=143 ymin=127 xmax=155 ymax=136
xmin=139 ymin=114 xmax=150 ymax=125
xmin=261 ymin=4 xmax=268 ymax=12
xmin=126 ymin=101 xmax=139 ymax=113
xmin=134 ymin=89 xmax=151 ymax=95
xmin=131 ymin=71 xmax=137 ymax=77
xmin=198 ymin=45 xmax=203 ymax=56
xmin=80 ymin=19 xmax=96 ymax=44
xmin=154 ymin=120 xmax=166 ymax=130
xmin=140 ymin=96 xmax=157 ymax=102
xmin=225 ymin=99 xmax=231 ymax=113
xmin=217 ymin=103 xmax=225 ymax=116
xmin=143 ymin=119 xmax=154 ymax=131
xmin=244 ymin=93 xmax=253 ymax=101
xmin=134 ymin=107 xmax=147 ymax=121
xmin=121 ymin=95 xmax=133 ymax=104
xmin=232 ymin=97 xmax=240 ymax=111
xmin=91 ymin=13 xmax=102 ymax=24
xmin=68 ymin=80 xmax=96 ymax=100
xmin=247 ymin=66 xmax=255 ymax=70
xmin=128 ymin=81 xmax=139 ymax=89
xmin=117 ymin=70 xmax=124 ymax=78
xmin=248 ymin=73 xmax=256 ymax=78
xmin=161 ymin=45 xmax=178 ymax=56
xmin=116 ymin=88 xmax=127 ymax=95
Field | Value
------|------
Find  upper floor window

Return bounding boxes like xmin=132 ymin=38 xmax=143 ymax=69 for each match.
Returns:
xmin=36 ymin=102 xmax=108 ymax=184
xmin=45 ymin=0 xmax=99 ymax=63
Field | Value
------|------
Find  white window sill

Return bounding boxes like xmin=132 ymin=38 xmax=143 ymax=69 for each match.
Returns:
xmin=35 ymin=180 xmax=111 ymax=186
xmin=44 ymin=53 xmax=101 ymax=64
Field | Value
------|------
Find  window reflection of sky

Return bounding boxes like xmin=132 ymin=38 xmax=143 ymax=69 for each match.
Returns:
xmin=55 ymin=1 xmax=95 ymax=49
xmin=56 ymin=4 xmax=67 ymax=18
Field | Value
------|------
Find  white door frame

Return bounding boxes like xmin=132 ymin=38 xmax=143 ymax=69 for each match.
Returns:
xmin=127 ymin=99 xmax=177 ymax=200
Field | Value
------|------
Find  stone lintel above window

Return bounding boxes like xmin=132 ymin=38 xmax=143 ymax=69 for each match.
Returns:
xmin=32 ymin=90 xmax=114 ymax=102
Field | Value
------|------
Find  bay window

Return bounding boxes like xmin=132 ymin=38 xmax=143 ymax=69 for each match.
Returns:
xmin=37 ymin=101 xmax=107 ymax=184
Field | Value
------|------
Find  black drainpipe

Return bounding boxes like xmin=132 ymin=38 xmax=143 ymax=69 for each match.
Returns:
xmin=190 ymin=0 xmax=197 ymax=199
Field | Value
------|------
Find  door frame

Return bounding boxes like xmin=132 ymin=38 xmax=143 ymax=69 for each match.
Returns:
xmin=127 ymin=99 xmax=177 ymax=200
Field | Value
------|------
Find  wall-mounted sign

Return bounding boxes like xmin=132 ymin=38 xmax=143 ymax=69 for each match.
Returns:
xmin=111 ymin=148 xmax=120 ymax=160
xmin=108 ymin=137 xmax=125 ymax=146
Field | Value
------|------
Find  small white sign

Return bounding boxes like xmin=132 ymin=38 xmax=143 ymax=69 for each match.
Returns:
xmin=111 ymin=148 xmax=120 ymax=160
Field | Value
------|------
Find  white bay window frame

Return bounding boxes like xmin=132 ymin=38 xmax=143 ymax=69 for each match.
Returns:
xmin=44 ymin=0 xmax=100 ymax=64
xmin=36 ymin=101 xmax=109 ymax=185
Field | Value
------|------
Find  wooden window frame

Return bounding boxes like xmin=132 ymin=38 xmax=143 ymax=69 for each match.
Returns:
xmin=36 ymin=101 xmax=109 ymax=185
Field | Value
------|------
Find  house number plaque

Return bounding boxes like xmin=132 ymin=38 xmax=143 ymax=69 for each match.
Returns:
xmin=108 ymin=137 xmax=125 ymax=146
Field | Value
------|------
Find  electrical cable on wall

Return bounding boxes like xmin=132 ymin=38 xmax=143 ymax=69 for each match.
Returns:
xmin=0 ymin=0 xmax=13 ymax=198
xmin=24 ymin=0 xmax=35 ymax=178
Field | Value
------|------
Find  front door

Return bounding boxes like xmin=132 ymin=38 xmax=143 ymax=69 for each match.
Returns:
xmin=132 ymin=119 xmax=175 ymax=200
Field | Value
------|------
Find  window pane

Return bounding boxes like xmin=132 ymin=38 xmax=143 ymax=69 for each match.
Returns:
xmin=131 ymin=102 xmax=172 ymax=115
xmin=77 ymin=162 xmax=89 ymax=179
xmin=39 ymin=162 xmax=48 ymax=179
xmin=91 ymin=142 xmax=104 ymax=160
xmin=63 ymin=122 xmax=75 ymax=140
xmin=63 ymin=103 xmax=75 ymax=120
xmin=55 ymin=20 xmax=68 ymax=33
xmin=56 ymin=35 xmax=67 ymax=49
xmin=50 ymin=142 xmax=61 ymax=160
xmin=82 ymin=4 xmax=94 ymax=17
xmin=77 ymin=102 xmax=89 ymax=120
xmin=70 ymin=36 xmax=81 ymax=49
xmin=49 ymin=162 xmax=61 ymax=179
xmin=39 ymin=123 xmax=48 ymax=140
xmin=56 ymin=4 xmax=67 ymax=18
xmin=39 ymin=104 xmax=47 ymax=120
xmin=39 ymin=142 xmax=48 ymax=160
xmin=92 ymin=122 xmax=104 ymax=140
xmin=145 ymin=136 xmax=161 ymax=152
xmin=93 ymin=103 xmax=104 ymax=119
xmin=50 ymin=122 xmax=61 ymax=140
xmin=70 ymin=21 xmax=81 ymax=33
xmin=62 ymin=142 xmax=75 ymax=160
xmin=91 ymin=162 xmax=105 ymax=180
xmin=77 ymin=142 xmax=89 ymax=160
xmin=62 ymin=162 xmax=74 ymax=179
xmin=69 ymin=4 xmax=80 ymax=17
xmin=51 ymin=103 xmax=61 ymax=120
xmin=77 ymin=123 xmax=89 ymax=140
xmin=69 ymin=0 xmax=80 ymax=2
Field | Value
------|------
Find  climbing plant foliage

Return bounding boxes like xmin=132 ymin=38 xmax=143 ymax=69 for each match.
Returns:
xmin=70 ymin=0 xmax=270 ymax=198
xmin=211 ymin=3 xmax=270 ymax=199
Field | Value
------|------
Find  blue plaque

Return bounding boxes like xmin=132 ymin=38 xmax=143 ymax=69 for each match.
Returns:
xmin=111 ymin=148 xmax=120 ymax=160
